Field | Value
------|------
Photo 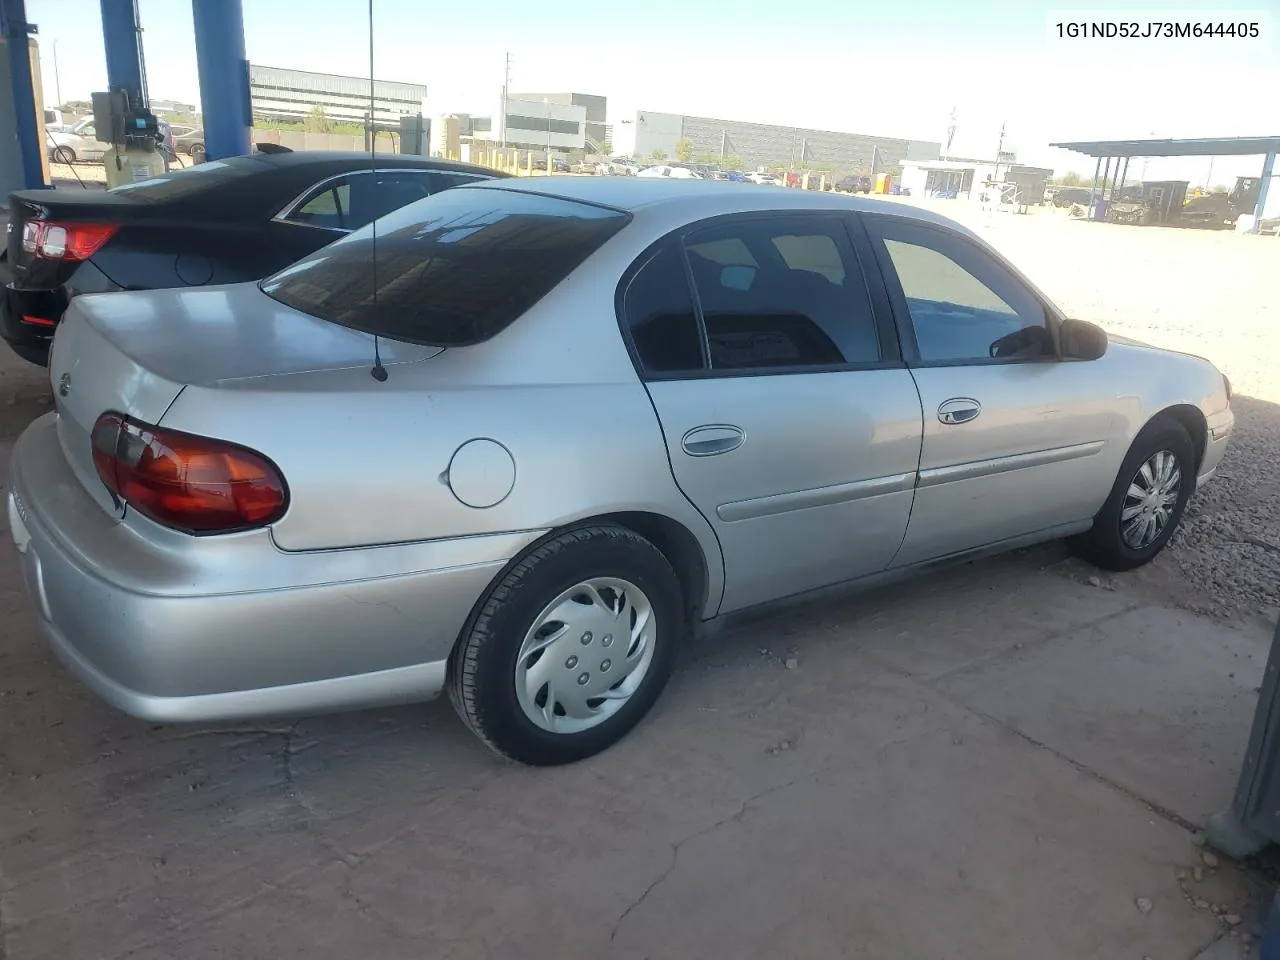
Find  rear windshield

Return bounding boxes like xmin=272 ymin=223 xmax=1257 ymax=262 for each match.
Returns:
xmin=260 ymin=187 xmax=630 ymax=346
xmin=107 ymin=157 xmax=265 ymax=203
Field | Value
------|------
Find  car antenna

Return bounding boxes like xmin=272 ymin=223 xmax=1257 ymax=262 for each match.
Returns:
xmin=367 ymin=0 xmax=388 ymax=383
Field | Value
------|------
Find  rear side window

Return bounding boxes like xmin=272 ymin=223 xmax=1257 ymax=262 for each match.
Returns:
xmin=684 ymin=218 xmax=881 ymax=370
xmin=623 ymin=244 xmax=703 ymax=374
xmin=262 ymin=187 xmax=630 ymax=346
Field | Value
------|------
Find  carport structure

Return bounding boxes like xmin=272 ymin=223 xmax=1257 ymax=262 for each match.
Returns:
xmin=1049 ymin=135 xmax=1280 ymax=232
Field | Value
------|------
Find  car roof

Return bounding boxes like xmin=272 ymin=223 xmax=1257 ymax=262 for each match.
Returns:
xmin=466 ymin=176 xmax=974 ymax=235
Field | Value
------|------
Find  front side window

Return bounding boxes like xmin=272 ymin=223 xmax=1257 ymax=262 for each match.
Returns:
xmin=683 ymin=217 xmax=881 ymax=371
xmin=870 ymin=218 xmax=1052 ymax=363
xmin=263 ymin=187 xmax=630 ymax=346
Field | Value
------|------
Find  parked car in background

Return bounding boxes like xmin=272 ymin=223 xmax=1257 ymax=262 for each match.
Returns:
xmin=746 ymin=171 xmax=780 ymax=185
xmin=598 ymin=157 xmax=640 ymax=176
xmin=43 ymin=108 xmax=67 ymax=132
xmin=570 ymin=160 xmax=599 ymax=175
xmin=1 ymin=152 xmax=505 ymax=366
xmin=6 ymin=178 xmax=1233 ymax=766
xmin=155 ymin=118 xmax=178 ymax=166
xmin=638 ymin=164 xmax=705 ymax=179
xmin=169 ymin=124 xmax=206 ymax=163
xmin=836 ymin=175 xmax=873 ymax=194
xmin=1052 ymin=187 xmax=1093 ymax=208
xmin=46 ymin=116 xmax=105 ymax=165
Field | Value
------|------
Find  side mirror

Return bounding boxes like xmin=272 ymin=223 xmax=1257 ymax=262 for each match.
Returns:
xmin=1060 ymin=318 xmax=1108 ymax=361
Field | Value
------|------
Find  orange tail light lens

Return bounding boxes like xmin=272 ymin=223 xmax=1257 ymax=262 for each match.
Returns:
xmin=91 ymin=412 xmax=288 ymax=534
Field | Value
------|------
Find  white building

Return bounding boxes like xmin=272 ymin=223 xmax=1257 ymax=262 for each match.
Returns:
xmin=468 ymin=97 xmax=587 ymax=153
xmin=900 ymin=158 xmax=1052 ymax=203
xmin=249 ymin=65 xmax=427 ymax=130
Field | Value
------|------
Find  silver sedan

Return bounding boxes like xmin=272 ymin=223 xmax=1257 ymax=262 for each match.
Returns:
xmin=7 ymin=178 xmax=1234 ymax=765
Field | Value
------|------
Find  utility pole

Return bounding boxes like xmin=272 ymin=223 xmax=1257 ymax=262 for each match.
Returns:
xmin=993 ymin=121 xmax=1006 ymax=180
xmin=52 ymin=39 xmax=61 ymax=110
xmin=944 ymin=106 xmax=956 ymax=161
xmin=500 ymin=51 xmax=511 ymax=148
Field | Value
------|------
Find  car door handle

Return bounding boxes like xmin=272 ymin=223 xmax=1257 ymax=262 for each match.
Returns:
xmin=681 ymin=424 xmax=745 ymax=457
xmin=938 ymin=398 xmax=982 ymax=425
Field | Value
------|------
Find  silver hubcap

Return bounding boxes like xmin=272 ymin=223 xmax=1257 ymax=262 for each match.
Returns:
xmin=1121 ymin=450 xmax=1182 ymax=549
xmin=515 ymin=578 xmax=656 ymax=735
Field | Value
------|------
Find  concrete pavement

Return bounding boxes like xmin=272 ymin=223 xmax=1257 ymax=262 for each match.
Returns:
xmin=0 ymin=509 xmax=1269 ymax=958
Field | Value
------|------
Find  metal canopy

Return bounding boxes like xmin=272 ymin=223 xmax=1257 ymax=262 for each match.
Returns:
xmin=1051 ymin=136 xmax=1280 ymax=158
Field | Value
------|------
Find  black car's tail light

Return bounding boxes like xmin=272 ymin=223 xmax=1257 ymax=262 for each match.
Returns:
xmin=24 ymin=221 xmax=119 ymax=261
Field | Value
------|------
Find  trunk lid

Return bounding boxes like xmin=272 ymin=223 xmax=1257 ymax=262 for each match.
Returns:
xmin=48 ymin=282 xmax=442 ymax=519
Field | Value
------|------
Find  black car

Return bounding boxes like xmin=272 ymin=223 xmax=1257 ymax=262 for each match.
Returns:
xmin=836 ymin=175 xmax=872 ymax=194
xmin=2 ymin=152 xmax=506 ymax=366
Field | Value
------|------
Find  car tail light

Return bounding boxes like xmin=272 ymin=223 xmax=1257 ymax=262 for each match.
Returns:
xmin=23 ymin=221 xmax=118 ymax=261
xmin=91 ymin=412 xmax=288 ymax=534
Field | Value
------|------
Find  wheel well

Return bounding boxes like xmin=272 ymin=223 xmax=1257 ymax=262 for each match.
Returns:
xmin=1153 ymin=404 xmax=1208 ymax=470
xmin=602 ymin=511 xmax=710 ymax=627
xmin=447 ymin=513 xmax=713 ymax=682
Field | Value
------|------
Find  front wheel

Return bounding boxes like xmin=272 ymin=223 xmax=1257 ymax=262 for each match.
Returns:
xmin=189 ymin=143 xmax=206 ymax=163
xmin=1069 ymin=418 xmax=1196 ymax=571
xmin=52 ymin=146 xmax=75 ymax=164
xmin=449 ymin=525 xmax=683 ymax=765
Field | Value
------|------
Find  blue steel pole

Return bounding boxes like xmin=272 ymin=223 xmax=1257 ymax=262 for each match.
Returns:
xmin=1252 ymin=150 xmax=1275 ymax=234
xmin=191 ymin=0 xmax=251 ymax=160
xmin=99 ymin=0 xmax=143 ymax=104
xmin=1 ymin=0 xmax=45 ymax=188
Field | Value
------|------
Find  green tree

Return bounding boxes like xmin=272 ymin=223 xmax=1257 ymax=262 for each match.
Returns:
xmin=722 ymin=154 xmax=745 ymax=171
xmin=649 ymin=148 xmax=667 ymax=162
xmin=304 ymin=105 xmax=334 ymax=134
xmin=1059 ymin=171 xmax=1083 ymax=186
xmin=600 ymin=138 xmax=613 ymax=155
xmin=674 ymin=138 xmax=694 ymax=163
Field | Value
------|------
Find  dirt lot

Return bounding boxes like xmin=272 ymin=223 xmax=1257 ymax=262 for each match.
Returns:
xmin=1 ymin=198 xmax=1278 ymax=960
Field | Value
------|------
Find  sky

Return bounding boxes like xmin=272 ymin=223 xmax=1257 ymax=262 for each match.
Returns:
xmin=26 ymin=0 xmax=1279 ymax=181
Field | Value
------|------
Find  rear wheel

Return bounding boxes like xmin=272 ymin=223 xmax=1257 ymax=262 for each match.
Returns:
xmin=449 ymin=525 xmax=683 ymax=765
xmin=52 ymin=146 xmax=75 ymax=164
xmin=1069 ymin=418 xmax=1196 ymax=571
xmin=189 ymin=143 xmax=206 ymax=163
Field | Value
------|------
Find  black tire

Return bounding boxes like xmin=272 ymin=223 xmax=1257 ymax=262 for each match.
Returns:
xmin=1069 ymin=418 xmax=1196 ymax=571
xmin=189 ymin=143 xmax=206 ymax=163
xmin=52 ymin=146 xmax=75 ymax=164
xmin=448 ymin=525 xmax=683 ymax=765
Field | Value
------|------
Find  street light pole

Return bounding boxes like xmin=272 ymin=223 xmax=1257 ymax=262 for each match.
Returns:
xmin=544 ymin=97 xmax=551 ymax=174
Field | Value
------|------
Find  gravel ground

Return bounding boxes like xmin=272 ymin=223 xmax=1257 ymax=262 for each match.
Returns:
xmin=900 ymin=199 xmax=1280 ymax=624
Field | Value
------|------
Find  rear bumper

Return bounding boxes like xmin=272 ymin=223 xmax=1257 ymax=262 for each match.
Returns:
xmin=8 ymin=413 xmax=543 ymax=723
xmin=1 ymin=261 xmax=118 ymax=365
